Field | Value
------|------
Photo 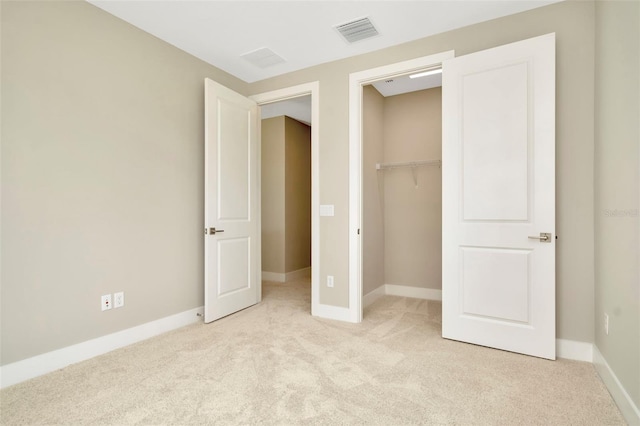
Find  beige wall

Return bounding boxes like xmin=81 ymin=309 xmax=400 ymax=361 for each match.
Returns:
xmin=5 ymin=2 xmax=634 ymax=392
xmin=594 ymin=0 xmax=640 ymax=407
xmin=261 ymin=117 xmax=286 ymax=274
xmin=1 ymin=1 xmax=247 ymax=365
xmin=363 ymin=86 xmax=442 ymax=294
xmin=284 ymin=117 xmax=312 ymax=273
xmin=248 ymin=0 xmax=596 ymax=343
xmin=261 ymin=116 xmax=311 ymax=275
xmin=362 ymin=86 xmax=385 ymax=296
xmin=383 ymin=88 xmax=442 ymax=290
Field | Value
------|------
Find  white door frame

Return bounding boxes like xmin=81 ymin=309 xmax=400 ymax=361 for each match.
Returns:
xmin=348 ymin=52 xmax=455 ymax=323
xmin=250 ymin=82 xmax=320 ymax=316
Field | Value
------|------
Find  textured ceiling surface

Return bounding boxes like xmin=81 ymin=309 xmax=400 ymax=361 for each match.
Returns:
xmin=89 ymin=1 xmax=560 ymax=83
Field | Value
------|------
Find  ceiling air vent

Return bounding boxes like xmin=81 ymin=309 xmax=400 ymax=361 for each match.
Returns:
xmin=241 ymin=47 xmax=285 ymax=69
xmin=335 ymin=17 xmax=379 ymax=44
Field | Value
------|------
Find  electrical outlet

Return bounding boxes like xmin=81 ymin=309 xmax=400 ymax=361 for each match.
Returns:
xmin=327 ymin=275 xmax=334 ymax=288
xmin=101 ymin=294 xmax=112 ymax=311
xmin=604 ymin=313 xmax=609 ymax=335
xmin=114 ymin=292 xmax=124 ymax=308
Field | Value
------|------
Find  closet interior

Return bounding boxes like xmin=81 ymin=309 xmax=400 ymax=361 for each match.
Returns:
xmin=362 ymin=80 xmax=443 ymax=310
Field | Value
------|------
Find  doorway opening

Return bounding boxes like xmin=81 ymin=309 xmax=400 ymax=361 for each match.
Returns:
xmin=259 ymin=96 xmax=312 ymax=293
xmin=348 ymin=52 xmax=455 ymax=323
xmin=361 ymin=71 xmax=443 ymax=319
xmin=251 ymin=83 xmax=320 ymax=316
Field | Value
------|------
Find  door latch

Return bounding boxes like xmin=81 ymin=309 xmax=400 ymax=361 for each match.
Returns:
xmin=205 ymin=227 xmax=224 ymax=235
xmin=528 ymin=232 xmax=552 ymax=243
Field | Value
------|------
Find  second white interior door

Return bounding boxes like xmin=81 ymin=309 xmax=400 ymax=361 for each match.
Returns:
xmin=442 ymin=33 xmax=556 ymax=359
xmin=204 ymin=78 xmax=261 ymax=323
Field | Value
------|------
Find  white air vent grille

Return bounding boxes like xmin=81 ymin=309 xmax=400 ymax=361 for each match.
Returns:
xmin=241 ymin=47 xmax=285 ymax=69
xmin=335 ymin=17 xmax=379 ymax=43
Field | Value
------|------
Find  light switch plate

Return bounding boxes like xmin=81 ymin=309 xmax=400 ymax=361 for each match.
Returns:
xmin=320 ymin=204 xmax=335 ymax=217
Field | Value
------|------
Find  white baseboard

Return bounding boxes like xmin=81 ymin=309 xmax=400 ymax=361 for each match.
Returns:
xmin=363 ymin=286 xmax=386 ymax=308
xmin=384 ymin=284 xmax=442 ymax=301
xmin=312 ymin=303 xmax=357 ymax=323
xmin=556 ymin=339 xmax=593 ymax=362
xmin=262 ymin=267 xmax=311 ymax=283
xmin=363 ymin=284 xmax=442 ymax=308
xmin=593 ymin=345 xmax=640 ymax=425
xmin=0 ymin=306 xmax=204 ymax=389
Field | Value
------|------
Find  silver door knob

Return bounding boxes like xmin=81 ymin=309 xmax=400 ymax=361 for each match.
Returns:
xmin=205 ymin=227 xmax=225 ymax=235
xmin=528 ymin=232 xmax=551 ymax=243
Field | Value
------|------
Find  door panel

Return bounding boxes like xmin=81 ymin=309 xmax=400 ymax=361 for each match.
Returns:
xmin=461 ymin=247 xmax=531 ymax=323
xmin=205 ymin=79 xmax=260 ymax=323
xmin=218 ymin=99 xmax=251 ymax=220
xmin=217 ymin=238 xmax=250 ymax=296
xmin=462 ymin=62 xmax=530 ymax=221
xmin=442 ymin=33 xmax=555 ymax=359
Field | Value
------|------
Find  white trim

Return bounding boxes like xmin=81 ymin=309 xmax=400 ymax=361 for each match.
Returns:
xmin=363 ymin=286 xmax=386 ymax=308
xmin=262 ymin=271 xmax=285 ymax=282
xmin=385 ymin=284 xmax=443 ymax=301
xmin=0 ymin=306 xmax=203 ymax=389
xmin=250 ymin=82 xmax=316 ymax=106
xmin=250 ymin=82 xmax=320 ymax=318
xmin=348 ymin=51 xmax=456 ymax=325
xmin=363 ymin=284 xmax=442 ymax=307
xmin=256 ymin=105 xmax=263 ymax=303
xmin=594 ymin=345 xmax=640 ymax=425
xmin=363 ymin=285 xmax=442 ymax=308
xmin=312 ymin=303 xmax=356 ymax=323
xmin=555 ymin=339 xmax=593 ymax=362
xmin=262 ymin=267 xmax=311 ymax=283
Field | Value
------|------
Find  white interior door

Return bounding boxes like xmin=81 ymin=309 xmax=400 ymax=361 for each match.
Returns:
xmin=442 ymin=33 xmax=556 ymax=359
xmin=204 ymin=78 xmax=260 ymax=323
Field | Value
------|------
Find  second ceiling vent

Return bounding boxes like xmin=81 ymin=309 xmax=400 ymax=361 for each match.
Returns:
xmin=335 ymin=17 xmax=379 ymax=44
xmin=241 ymin=47 xmax=285 ymax=69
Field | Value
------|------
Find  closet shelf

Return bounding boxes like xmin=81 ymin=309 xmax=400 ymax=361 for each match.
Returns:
xmin=375 ymin=159 xmax=441 ymax=170
xmin=376 ymin=159 xmax=441 ymax=188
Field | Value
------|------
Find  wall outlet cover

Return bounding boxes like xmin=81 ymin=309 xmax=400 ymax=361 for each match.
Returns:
xmin=327 ymin=275 xmax=334 ymax=288
xmin=114 ymin=292 xmax=124 ymax=308
xmin=101 ymin=294 xmax=112 ymax=311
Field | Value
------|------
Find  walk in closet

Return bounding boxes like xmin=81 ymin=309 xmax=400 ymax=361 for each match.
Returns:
xmin=362 ymin=83 xmax=442 ymax=304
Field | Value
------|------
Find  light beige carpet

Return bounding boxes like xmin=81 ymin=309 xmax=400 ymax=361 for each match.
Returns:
xmin=0 ymin=279 xmax=625 ymax=425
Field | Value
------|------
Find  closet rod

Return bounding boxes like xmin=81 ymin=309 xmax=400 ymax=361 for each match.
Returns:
xmin=375 ymin=159 xmax=441 ymax=170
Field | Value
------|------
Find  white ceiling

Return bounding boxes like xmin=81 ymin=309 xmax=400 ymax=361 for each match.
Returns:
xmin=88 ymin=0 xmax=560 ymax=84
xmin=88 ymin=1 xmax=559 ymax=124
